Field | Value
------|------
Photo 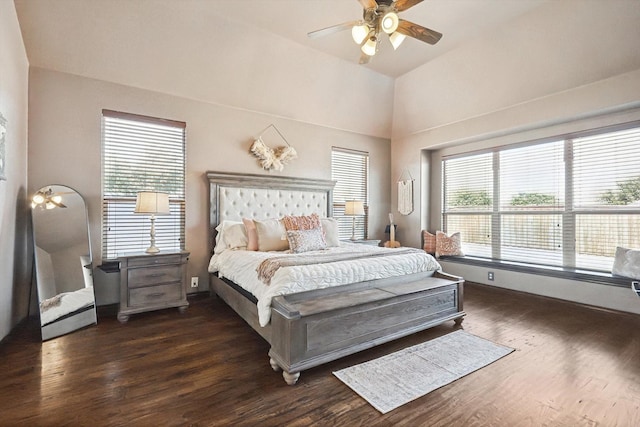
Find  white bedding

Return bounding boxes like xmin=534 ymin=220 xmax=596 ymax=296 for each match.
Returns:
xmin=39 ymin=286 xmax=95 ymax=326
xmin=208 ymin=242 xmax=441 ymax=326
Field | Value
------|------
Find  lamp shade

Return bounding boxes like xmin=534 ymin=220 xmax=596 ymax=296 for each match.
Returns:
xmin=381 ymin=12 xmax=399 ymax=34
xmin=361 ymin=37 xmax=377 ymax=56
xmin=344 ymin=200 xmax=365 ymax=216
xmin=389 ymin=31 xmax=406 ymax=50
xmin=351 ymin=24 xmax=369 ymax=45
xmin=134 ymin=192 xmax=170 ymax=215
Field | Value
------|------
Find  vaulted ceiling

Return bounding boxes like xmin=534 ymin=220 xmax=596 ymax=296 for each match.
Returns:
xmin=16 ymin=0 xmax=548 ymax=79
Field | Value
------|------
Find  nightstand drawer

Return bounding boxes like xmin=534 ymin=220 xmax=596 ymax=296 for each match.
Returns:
xmin=127 ymin=254 xmax=183 ymax=267
xmin=129 ymin=283 xmax=182 ymax=306
xmin=128 ymin=265 xmax=182 ymax=288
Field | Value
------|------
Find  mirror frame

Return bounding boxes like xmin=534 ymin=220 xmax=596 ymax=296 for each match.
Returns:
xmin=31 ymin=184 xmax=97 ymax=340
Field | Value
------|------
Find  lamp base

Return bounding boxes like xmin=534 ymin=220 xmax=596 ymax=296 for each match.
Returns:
xmin=383 ymin=240 xmax=401 ymax=248
xmin=145 ymin=246 xmax=160 ymax=254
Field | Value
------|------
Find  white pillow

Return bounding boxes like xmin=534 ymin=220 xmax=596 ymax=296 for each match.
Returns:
xmin=612 ymin=246 xmax=640 ymax=280
xmin=320 ymin=217 xmax=340 ymax=247
xmin=213 ymin=220 xmax=244 ymax=254
xmin=224 ymin=223 xmax=248 ymax=250
xmin=255 ymin=218 xmax=289 ymax=252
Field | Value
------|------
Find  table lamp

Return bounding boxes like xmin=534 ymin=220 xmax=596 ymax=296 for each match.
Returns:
xmin=344 ymin=200 xmax=365 ymax=240
xmin=134 ymin=191 xmax=170 ymax=253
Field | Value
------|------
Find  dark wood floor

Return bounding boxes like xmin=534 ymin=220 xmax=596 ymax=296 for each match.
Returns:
xmin=2 ymin=283 xmax=640 ymax=426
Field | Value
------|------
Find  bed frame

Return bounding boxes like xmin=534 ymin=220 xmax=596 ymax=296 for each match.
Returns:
xmin=207 ymin=171 xmax=465 ymax=385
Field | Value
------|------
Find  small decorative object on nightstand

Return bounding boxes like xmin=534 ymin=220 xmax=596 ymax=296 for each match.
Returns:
xmin=384 ymin=213 xmax=401 ymax=248
xmin=117 ymin=250 xmax=189 ymax=323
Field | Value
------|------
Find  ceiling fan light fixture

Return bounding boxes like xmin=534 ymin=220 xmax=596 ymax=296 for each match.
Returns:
xmin=351 ymin=24 xmax=370 ymax=45
xmin=381 ymin=12 xmax=399 ymax=34
xmin=389 ymin=31 xmax=406 ymax=50
xmin=361 ymin=36 xmax=377 ymax=56
xmin=32 ymin=193 xmax=45 ymax=205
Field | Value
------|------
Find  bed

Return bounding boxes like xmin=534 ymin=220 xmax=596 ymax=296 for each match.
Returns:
xmin=207 ymin=171 xmax=465 ymax=385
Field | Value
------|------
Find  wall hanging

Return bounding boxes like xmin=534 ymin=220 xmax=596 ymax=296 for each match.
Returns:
xmin=250 ymin=124 xmax=297 ymax=172
xmin=397 ymin=169 xmax=414 ymax=215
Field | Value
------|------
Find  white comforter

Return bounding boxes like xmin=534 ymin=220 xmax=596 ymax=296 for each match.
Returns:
xmin=39 ymin=286 xmax=95 ymax=326
xmin=208 ymin=243 xmax=441 ymax=326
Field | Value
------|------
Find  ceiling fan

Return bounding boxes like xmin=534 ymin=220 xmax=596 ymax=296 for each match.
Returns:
xmin=31 ymin=187 xmax=68 ymax=209
xmin=308 ymin=0 xmax=442 ymax=64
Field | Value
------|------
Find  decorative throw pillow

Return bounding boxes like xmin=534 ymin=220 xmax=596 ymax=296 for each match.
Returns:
xmin=223 ymin=223 xmax=248 ymax=250
xmin=254 ymin=218 xmax=289 ymax=252
xmin=435 ymin=231 xmax=464 ymax=258
xmin=320 ymin=217 xmax=340 ymax=247
xmin=214 ymin=220 xmax=244 ymax=254
xmin=282 ymin=213 xmax=321 ymax=231
xmin=422 ymin=230 xmax=436 ymax=254
xmin=286 ymin=228 xmax=327 ymax=253
xmin=242 ymin=218 xmax=259 ymax=251
xmin=612 ymin=246 xmax=640 ymax=280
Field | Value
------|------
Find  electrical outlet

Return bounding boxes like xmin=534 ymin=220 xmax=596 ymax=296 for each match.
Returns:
xmin=190 ymin=277 xmax=199 ymax=288
xmin=488 ymin=271 xmax=494 ymax=281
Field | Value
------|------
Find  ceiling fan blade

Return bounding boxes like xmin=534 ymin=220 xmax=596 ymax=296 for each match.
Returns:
xmin=397 ymin=19 xmax=442 ymax=45
xmin=358 ymin=0 xmax=378 ymax=10
xmin=393 ymin=0 xmax=424 ymax=12
xmin=307 ymin=20 xmax=361 ymax=39
xmin=48 ymin=199 xmax=67 ymax=208
xmin=359 ymin=52 xmax=372 ymax=64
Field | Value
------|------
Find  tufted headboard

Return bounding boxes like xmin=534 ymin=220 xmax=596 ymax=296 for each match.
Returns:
xmin=206 ymin=171 xmax=336 ymax=253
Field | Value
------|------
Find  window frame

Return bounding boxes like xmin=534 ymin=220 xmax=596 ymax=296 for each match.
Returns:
xmin=101 ymin=110 xmax=186 ymax=259
xmin=441 ymin=120 xmax=640 ymax=285
xmin=331 ymin=147 xmax=370 ymax=240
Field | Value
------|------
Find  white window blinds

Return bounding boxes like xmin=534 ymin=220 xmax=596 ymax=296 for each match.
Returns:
xmin=102 ymin=110 xmax=186 ymax=259
xmin=572 ymin=127 xmax=640 ymax=270
xmin=331 ymin=148 xmax=369 ymax=240
xmin=442 ymin=121 xmax=640 ymax=272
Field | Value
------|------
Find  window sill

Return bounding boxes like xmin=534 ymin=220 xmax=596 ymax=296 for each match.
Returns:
xmin=438 ymin=256 xmax=632 ymax=289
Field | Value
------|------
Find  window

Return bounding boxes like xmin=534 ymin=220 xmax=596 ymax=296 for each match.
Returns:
xmin=331 ymin=147 xmax=369 ymax=240
xmin=442 ymin=121 xmax=640 ymax=273
xmin=102 ymin=110 xmax=186 ymax=259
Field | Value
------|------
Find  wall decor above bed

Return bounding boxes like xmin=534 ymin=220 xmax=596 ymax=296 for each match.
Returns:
xmin=249 ymin=124 xmax=297 ymax=172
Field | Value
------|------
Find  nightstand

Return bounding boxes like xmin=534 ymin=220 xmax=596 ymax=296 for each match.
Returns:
xmin=345 ymin=239 xmax=381 ymax=246
xmin=117 ymin=250 xmax=190 ymax=323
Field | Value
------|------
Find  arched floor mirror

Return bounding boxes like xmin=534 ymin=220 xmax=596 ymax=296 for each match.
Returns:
xmin=31 ymin=185 xmax=97 ymax=340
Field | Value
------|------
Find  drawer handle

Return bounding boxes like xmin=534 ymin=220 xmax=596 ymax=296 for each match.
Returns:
xmin=147 ymin=292 xmax=165 ymax=298
xmin=146 ymin=273 xmax=165 ymax=278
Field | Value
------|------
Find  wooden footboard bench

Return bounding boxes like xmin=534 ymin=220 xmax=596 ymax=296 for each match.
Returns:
xmin=212 ymin=270 xmax=465 ymax=385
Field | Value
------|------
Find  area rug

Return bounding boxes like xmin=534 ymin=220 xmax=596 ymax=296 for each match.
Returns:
xmin=333 ymin=330 xmax=514 ymax=414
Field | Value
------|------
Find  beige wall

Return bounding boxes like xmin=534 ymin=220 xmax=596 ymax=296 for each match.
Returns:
xmin=0 ymin=1 xmax=30 ymax=341
xmin=27 ymin=68 xmax=391 ymax=298
xmin=15 ymin=0 xmax=395 ymax=139
xmin=390 ymin=0 xmax=640 ymax=313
